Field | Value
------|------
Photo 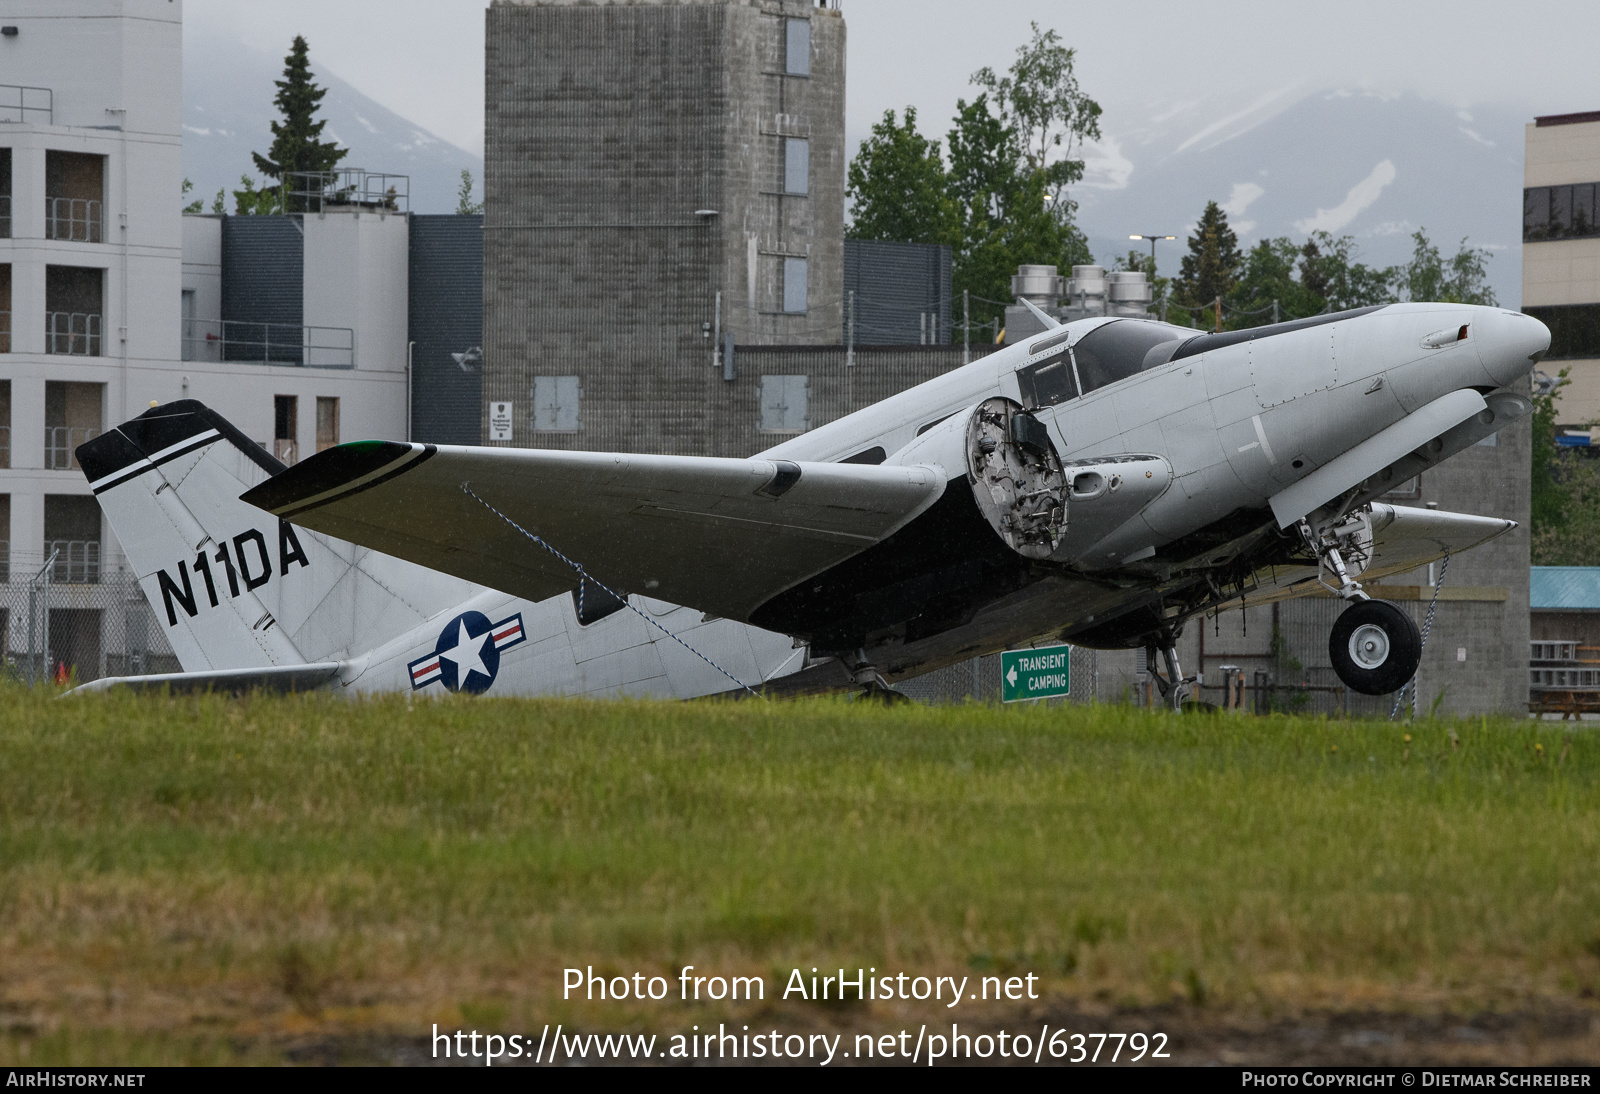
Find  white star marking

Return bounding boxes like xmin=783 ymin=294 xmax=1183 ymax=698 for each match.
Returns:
xmin=437 ymin=619 xmax=491 ymax=684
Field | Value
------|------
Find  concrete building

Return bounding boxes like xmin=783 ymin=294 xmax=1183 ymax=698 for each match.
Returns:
xmin=0 ymin=0 xmax=469 ymax=682
xmin=1524 ymin=110 xmax=1600 ymax=429
xmin=482 ymin=0 xmax=848 ymax=457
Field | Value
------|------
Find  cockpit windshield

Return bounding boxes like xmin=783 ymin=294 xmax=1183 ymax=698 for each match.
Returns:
xmin=1072 ymin=320 xmax=1197 ymax=394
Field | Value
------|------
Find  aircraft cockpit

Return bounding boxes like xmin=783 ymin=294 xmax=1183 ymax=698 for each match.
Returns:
xmin=1016 ymin=319 xmax=1197 ymax=411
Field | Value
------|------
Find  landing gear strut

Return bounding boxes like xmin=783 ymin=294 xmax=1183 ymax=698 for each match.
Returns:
xmin=842 ymin=648 xmax=910 ymax=704
xmin=1144 ymin=633 xmax=1192 ymax=711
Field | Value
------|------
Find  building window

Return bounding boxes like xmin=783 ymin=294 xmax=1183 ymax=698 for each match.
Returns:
xmin=181 ymin=289 xmax=196 ymax=362
xmin=759 ymin=374 xmax=809 ymax=433
xmin=785 ymin=18 xmax=810 ymax=75
xmin=1525 ymin=183 xmax=1600 ymax=242
xmin=45 ymin=266 xmax=103 ymax=356
xmin=316 ymin=396 xmax=340 ymax=453
xmin=274 ymin=394 xmax=298 ymax=465
xmin=0 ymin=380 xmax=9 ymax=469
xmin=0 ymin=493 xmax=9 ymax=582
xmin=0 ymin=263 xmax=10 ymax=353
xmin=784 ymin=137 xmax=809 ymax=195
xmin=533 ymin=375 xmax=581 ymax=432
xmin=44 ymin=381 xmax=102 ymax=471
xmin=44 ymin=494 xmax=101 ymax=585
xmin=1524 ymin=304 xmax=1600 ymax=359
xmin=782 ymin=257 xmax=808 ymax=314
xmin=45 ymin=151 xmax=105 ymax=243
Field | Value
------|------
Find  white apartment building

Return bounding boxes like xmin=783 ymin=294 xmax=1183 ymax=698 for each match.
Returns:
xmin=0 ymin=0 xmax=410 ymax=680
xmin=1523 ymin=110 xmax=1600 ymax=429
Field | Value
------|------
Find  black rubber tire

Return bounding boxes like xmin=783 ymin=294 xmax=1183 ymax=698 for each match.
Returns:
xmin=1329 ymin=600 xmax=1421 ymax=695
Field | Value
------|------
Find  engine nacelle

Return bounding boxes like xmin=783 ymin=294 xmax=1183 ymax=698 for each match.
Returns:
xmin=888 ymin=398 xmax=1176 ymax=568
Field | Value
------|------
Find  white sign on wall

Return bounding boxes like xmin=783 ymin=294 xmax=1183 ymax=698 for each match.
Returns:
xmin=489 ymin=401 xmax=514 ymax=441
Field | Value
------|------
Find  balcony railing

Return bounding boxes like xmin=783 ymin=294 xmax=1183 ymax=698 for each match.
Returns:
xmin=0 ymin=425 xmax=10 ymax=469
xmin=46 ymin=312 xmax=101 ymax=356
xmin=46 ymin=425 xmax=100 ymax=470
xmin=0 ymin=84 xmax=52 ymax=125
xmin=283 ymin=167 xmax=409 ymax=213
xmin=1 ymin=194 xmax=10 ymax=238
xmin=47 ymin=539 xmax=100 ymax=585
xmin=0 ymin=309 xmax=9 ymax=353
xmin=183 ymin=318 xmax=354 ymax=368
xmin=45 ymin=197 xmax=102 ymax=243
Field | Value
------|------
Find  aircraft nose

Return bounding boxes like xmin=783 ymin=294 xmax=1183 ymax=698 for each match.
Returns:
xmin=1479 ymin=309 xmax=1551 ymax=387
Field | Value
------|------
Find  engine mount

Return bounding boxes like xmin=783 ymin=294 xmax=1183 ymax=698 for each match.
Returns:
xmin=965 ymin=397 xmax=1068 ymax=560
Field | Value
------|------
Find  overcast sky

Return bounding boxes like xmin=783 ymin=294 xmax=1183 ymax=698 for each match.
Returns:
xmin=187 ymin=0 xmax=1600 ymax=161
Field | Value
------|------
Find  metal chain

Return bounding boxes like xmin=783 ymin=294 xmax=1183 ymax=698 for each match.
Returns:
xmin=1391 ymin=550 xmax=1449 ymax=721
xmin=460 ymin=483 xmax=765 ymax=700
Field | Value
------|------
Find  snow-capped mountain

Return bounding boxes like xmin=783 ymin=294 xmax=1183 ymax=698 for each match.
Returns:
xmin=182 ymin=23 xmax=483 ymax=216
xmin=1072 ymin=90 xmax=1527 ymax=305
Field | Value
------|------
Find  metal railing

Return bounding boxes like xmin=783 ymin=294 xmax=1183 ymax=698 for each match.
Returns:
xmin=183 ymin=318 xmax=354 ymax=368
xmin=46 ymin=539 xmax=99 ymax=585
xmin=0 ymin=309 xmax=9 ymax=353
xmin=283 ymin=167 xmax=409 ymax=213
xmin=0 ymin=84 xmax=52 ymax=125
xmin=0 ymin=194 xmax=10 ymax=238
xmin=0 ymin=540 xmax=8 ymax=583
xmin=45 ymin=425 xmax=99 ymax=470
xmin=46 ymin=312 xmax=101 ymax=356
xmin=45 ymin=196 xmax=102 ymax=242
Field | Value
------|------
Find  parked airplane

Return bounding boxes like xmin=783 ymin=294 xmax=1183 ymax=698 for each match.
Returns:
xmin=75 ymin=302 xmax=1547 ymax=708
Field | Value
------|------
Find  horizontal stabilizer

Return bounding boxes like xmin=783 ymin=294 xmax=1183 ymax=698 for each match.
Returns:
xmin=67 ymin=662 xmax=344 ymax=696
xmin=243 ymin=441 xmax=947 ymax=623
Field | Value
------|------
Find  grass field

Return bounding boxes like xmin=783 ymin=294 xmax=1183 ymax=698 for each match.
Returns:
xmin=0 ymin=687 xmax=1596 ymax=1065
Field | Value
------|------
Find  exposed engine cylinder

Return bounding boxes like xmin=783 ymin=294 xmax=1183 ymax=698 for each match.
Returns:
xmin=966 ymin=397 xmax=1068 ymax=559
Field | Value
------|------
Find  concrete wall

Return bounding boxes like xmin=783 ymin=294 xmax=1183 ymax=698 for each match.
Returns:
xmin=482 ymin=0 xmax=846 ymax=457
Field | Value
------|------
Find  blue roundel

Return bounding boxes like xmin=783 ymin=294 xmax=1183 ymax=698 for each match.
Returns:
xmin=419 ymin=612 xmax=499 ymax=693
xmin=407 ymin=610 xmax=527 ymax=695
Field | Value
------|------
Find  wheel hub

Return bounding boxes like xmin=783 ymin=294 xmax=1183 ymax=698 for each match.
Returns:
xmin=1348 ymin=623 xmax=1391 ymax=670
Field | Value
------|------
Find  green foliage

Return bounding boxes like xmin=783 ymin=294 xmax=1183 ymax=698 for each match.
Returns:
xmin=230 ymin=174 xmax=279 ymax=216
xmin=455 ymin=168 xmax=483 ymax=216
xmin=1297 ymin=231 xmax=1397 ymax=310
xmin=181 ymin=177 xmax=203 ymax=215
xmin=1394 ymin=229 xmax=1498 ymax=306
xmin=845 ymin=107 xmax=956 ymax=245
xmin=249 ymin=35 xmax=347 ymax=213
xmin=1173 ymin=201 xmax=1243 ymax=318
xmin=970 ymin=22 xmax=1102 ymax=199
xmin=1525 ymin=368 xmax=1600 ymax=566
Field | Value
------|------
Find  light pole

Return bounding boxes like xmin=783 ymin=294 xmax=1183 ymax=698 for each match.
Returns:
xmin=1129 ymin=234 xmax=1175 ymax=273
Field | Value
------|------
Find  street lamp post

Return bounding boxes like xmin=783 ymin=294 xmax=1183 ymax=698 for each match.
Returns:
xmin=1130 ymin=234 xmax=1176 ymax=322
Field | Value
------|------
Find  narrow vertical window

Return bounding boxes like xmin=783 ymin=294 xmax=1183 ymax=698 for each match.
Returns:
xmin=316 ymin=396 xmax=340 ymax=453
xmin=274 ymin=395 xmax=298 ymax=465
xmin=785 ymin=19 xmax=810 ymax=75
xmin=784 ymin=137 xmax=809 ymax=195
xmin=783 ymin=257 xmax=808 ymax=314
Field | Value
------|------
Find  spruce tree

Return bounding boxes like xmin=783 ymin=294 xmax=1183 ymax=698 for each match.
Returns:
xmin=250 ymin=36 xmax=347 ymax=213
xmin=1175 ymin=201 xmax=1242 ymax=311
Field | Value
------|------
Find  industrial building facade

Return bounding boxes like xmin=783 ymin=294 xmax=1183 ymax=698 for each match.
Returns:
xmin=483 ymin=0 xmax=850 ymax=457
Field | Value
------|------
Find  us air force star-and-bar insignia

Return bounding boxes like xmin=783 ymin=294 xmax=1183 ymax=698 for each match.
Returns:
xmin=407 ymin=611 xmax=526 ymax=694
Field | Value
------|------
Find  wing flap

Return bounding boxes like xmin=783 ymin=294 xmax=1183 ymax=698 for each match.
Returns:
xmin=242 ymin=443 xmax=947 ymax=622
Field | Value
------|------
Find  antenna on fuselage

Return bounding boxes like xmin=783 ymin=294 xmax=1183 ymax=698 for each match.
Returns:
xmin=1019 ymin=296 xmax=1062 ymax=330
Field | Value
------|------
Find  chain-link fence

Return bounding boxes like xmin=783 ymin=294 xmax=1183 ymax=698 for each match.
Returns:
xmin=1 ymin=557 xmax=178 ymax=686
xmin=896 ymin=646 xmax=1145 ymax=707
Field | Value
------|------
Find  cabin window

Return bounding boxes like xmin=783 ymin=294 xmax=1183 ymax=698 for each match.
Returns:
xmin=1017 ymin=353 xmax=1078 ymax=408
xmin=1072 ymin=320 xmax=1196 ymax=395
xmin=572 ymin=575 xmax=627 ymax=626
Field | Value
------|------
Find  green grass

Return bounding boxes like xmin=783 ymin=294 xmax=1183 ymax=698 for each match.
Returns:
xmin=0 ymin=687 xmax=1595 ymax=1063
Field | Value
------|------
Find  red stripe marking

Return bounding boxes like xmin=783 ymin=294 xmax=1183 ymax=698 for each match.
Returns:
xmin=413 ymin=660 xmax=440 ymax=675
xmin=493 ymin=626 xmax=520 ymax=641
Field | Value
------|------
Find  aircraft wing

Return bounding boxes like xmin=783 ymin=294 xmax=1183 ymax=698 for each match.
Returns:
xmin=67 ymin=663 xmax=345 ymax=696
xmin=241 ymin=441 xmax=946 ymax=623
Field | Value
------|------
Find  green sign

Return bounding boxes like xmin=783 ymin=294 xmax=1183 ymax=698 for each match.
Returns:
xmin=1001 ymin=644 xmax=1072 ymax=703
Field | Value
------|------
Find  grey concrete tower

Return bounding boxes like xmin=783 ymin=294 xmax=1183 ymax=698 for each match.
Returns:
xmin=483 ymin=0 xmax=846 ymax=455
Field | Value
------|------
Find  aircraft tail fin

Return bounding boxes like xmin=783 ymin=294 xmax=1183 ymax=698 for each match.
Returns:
xmin=77 ymin=400 xmax=476 ymax=673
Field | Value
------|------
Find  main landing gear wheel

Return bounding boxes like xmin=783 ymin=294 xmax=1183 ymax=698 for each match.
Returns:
xmin=1329 ymin=600 xmax=1421 ymax=696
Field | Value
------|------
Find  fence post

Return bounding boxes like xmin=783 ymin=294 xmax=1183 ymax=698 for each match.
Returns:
xmin=963 ymin=290 xmax=970 ymax=365
xmin=846 ymin=290 xmax=855 ymax=369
